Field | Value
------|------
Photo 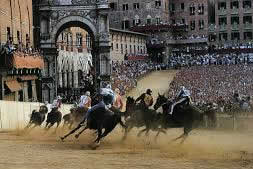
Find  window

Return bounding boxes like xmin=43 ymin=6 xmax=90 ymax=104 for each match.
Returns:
xmin=190 ymin=4 xmax=195 ymax=15
xmin=181 ymin=3 xmax=184 ymax=10
xmin=243 ymin=0 xmax=252 ymax=8
xmin=133 ymin=15 xmax=141 ymax=26
xmin=110 ymin=3 xmax=116 ymax=10
xmin=219 ymin=33 xmax=228 ymax=41
xmin=116 ymin=43 xmax=119 ymax=50
xmin=243 ymin=16 xmax=252 ymax=24
xmin=198 ymin=4 xmax=204 ymax=15
xmin=244 ymin=32 xmax=252 ymax=40
xmin=121 ymin=20 xmax=130 ymax=29
xmin=218 ymin=2 xmax=226 ymax=10
xmin=76 ymin=33 xmax=83 ymax=47
xmin=199 ymin=20 xmax=204 ymax=30
xmin=190 ymin=20 xmax=195 ymax=30
xmin=181 ymin=19 xmax=185 ymax=24
xmin=133 ymin=3 xmax=139 ymax=9
xmin=111 ymin=43 xmax=113 ymax=50
xmin=146 ymin=15 xmax=152 ymax=25
xmin=156 ymin=17 xmax=161 ymax=24
xmin=155 ymin=0 xmax=161 ymax=8
xmin=219 ymin=17 xmax=227 ymax=25
xmin=121 ymin=44 xmax=123 ymax=54
xmin=230 ymin=1 xmax=239 ymax=9
xmin=7 ymin=27 xmax=11 ymax=41
xmin=17 ymin=31 xmax=20 ymax=43
xmin=123 ymin=4 xmax=128 ymax=11
xmin=231 ymin=32 xmax=240 ymax=40
xmin=231 ymin=16 xmax=239 ymax=25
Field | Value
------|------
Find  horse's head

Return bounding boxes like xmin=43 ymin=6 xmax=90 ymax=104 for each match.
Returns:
xmin=39 ymin=105 xmax=48 ymax=114
xmin=154 ymin=93 xmax=168 ymax=111
xmin=125 ymin=96 xmax=135 ymax=112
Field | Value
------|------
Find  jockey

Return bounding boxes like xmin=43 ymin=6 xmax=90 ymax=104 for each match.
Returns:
xmin=113 ymin=88 xmax=124 ymax=111
xmin=50 ymin=96 xmax=62 ymax=112
xmin=81 ymin=83 xmax=115 ymax=125
xmin=78 ymin=91 xmax=92 ymax=109
xmin=169 ymin=86 xmax=191 ymax=115
xmin=135 ymin=89 xmax=153 ymax=110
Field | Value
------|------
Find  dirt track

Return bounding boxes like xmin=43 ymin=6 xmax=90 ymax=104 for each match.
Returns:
xmin=0 ymin=70 xmax=253 ymax=169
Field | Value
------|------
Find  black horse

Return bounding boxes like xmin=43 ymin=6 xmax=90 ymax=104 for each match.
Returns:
xmin=122 ymin=96 xmax=162 ymax=140
xmin=60 ymin=105 xmax=126 ymax=148
xmin=45 ymin=108 xmax=62 ymax=133
xmin=153 ymin=93 xmax=205 ymax=143
xmin=25 ymin=105 xmax=48 ymax=129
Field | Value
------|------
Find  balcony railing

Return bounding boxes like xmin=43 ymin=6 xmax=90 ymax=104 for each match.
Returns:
xmin=219 ymin=24 xmax=227 ymax=31
xmin=218 ymin=9 xmax=227 ymax=15
xmin=231 ymin=24 xmax=239 ymax=30
xmin=209 ymin=24 xmax=216 ymax=32
xmin=243 ymin=7 xmax=252 ymax=14
xmin=231 ymin=8 xmax=239 ymax=15
xmin=129 ymin=24 xmax=188 ymax=33
xmin=244 ymin=23 xmax=252 ymax=30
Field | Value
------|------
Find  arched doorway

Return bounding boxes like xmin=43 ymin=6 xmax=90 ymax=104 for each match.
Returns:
xmin=36 ymin=1 xmax=111 ymax=103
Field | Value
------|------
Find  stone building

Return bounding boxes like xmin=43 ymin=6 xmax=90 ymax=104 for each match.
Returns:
xmin=108 ymin=0 xmax=170 ymax=30
xmin=209 ymin=0 xmax=253 ymax=46
xmin=110 ymin=28 xmax=148 ymax=61
xmin=0 ymin=0 xmax=44 ymax=102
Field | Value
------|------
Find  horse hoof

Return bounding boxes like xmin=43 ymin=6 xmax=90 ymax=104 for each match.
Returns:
xmin=60 ymin=137 xmax=65 ymax=142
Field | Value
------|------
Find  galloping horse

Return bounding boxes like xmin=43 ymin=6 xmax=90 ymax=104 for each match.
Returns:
xmin=122 ymin=96 xmax=160 ymax=140
xmin=25 ymin=105 xmax=48 ymax=129
xmin=153 ymin=93 xmax=206 ymax=143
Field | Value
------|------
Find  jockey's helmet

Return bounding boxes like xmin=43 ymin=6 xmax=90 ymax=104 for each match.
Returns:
xmin=57 ymin=96 xmax=62 ymax=100
xmin=146 ymin=89 xmax=152 ymax=95
xmin=115 ymin=88 xmax=120 ymax=94
xmin=180 ymin=86 xmax=186 ymax=91
xmin=106 ymin=84 xmax=112 ymax=89
xmin=85 ymin=91 xmax=91 ymax=96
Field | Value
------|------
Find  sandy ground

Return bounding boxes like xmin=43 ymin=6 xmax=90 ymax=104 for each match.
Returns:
xmin=0 ymin=70 xmax=253 ymax=169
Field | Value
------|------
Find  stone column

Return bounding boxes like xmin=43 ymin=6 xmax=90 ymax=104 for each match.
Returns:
xmin=32 ymin=80 xmax=37 ymax=101
xmin=63 ymin=71 xmax=67 ymax=88
xmin=58 ymin=71 xmax=62 ymax=88
xmin=23 ymin=81 xmax=28 ymax=102
xmin=68 ymin=71 xmax=72 ymax=88
xmin=97 ymin=5 xmax=111 ymax=88
xmin=74 ymin=71 xmax=79 ymax=88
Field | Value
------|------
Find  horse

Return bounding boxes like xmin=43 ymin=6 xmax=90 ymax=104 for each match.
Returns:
xmin=60 ymin=105 xmax=126 ymax=149
xmin=25 ymin=105 xmax=48 ymax=130
xmin=45 ymin=108 xmax=62 ymax=133
xmin=63 ymin=106 xmax=89 ymax=129
xmin=153 ymin=93 xmax=206 ymax=144
xmin=122 ymin=96 xmax=162 ymax=140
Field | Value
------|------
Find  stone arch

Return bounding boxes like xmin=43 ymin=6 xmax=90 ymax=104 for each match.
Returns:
xmin=51 ymin=15 xmax=97 ymax=45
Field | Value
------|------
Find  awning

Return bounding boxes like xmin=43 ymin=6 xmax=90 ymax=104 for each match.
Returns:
xmin=19 ymin=75 xmax=38 ymax=81
xmin=6 ymin=80 xmax=22 ymax=92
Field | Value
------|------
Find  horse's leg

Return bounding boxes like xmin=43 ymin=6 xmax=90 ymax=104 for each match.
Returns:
xmin=170 ymin=133 xmax=185 ymax=142
xmin=75 ymin=126 xmax=88 ymax=139
xmin=137 ymin=128 xmax=148 ymax=137
xmin=155 ymin=128 xmax=166 ymax=142
xmin=94 ymin=127 xmax=102 ymax=143
xmin=60 ymin=123 xmax=83 ymax=141
xmin=53 ymin=122 xmax=60 ymax=134
xmin=99 ymin=127 xmax=114 ymax=142
xmin=122 ymin=124 xmax=133 ymax=141
xmin=24 ymin=122 xmax=32 ymax=130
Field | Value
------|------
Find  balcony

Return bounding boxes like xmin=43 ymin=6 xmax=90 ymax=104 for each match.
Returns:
xmin=129 ymin=24 xmax=188 ymax=33
xmin=208 ymin=24 xmax=216 ymax=32
xmin=218 ymin=9 xmax=227 ymax=16
xmin=166 ymin=38 xmax=208 ymax=45
xmin=219 ymin=24 xmax=227 ymax=31
xmin=231 ymin=24 xmax=239 ymax=31
xmin=244 ymin=23 xmax=252 ymax=30
xmin=243 ymin=7 xmax=252 ymax=14
xmin=231 ymin=8 xmax=239 ymax=15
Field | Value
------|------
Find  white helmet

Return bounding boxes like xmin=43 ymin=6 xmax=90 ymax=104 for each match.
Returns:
xmin=180 ymin=86 xmax=186 ymax=91
xmin=57 ymin=96 xmax=62 ymax=100
xmin=106 ymin=84 xmax=112 ymax=89
xmin=85 ymin=91 xmax=90 ymax=96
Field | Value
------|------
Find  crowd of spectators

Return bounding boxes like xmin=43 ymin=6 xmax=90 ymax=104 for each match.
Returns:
xmin=112 ymin=60 xmax=166 ymax=95
xmin=168 ymin=64 xmax=253 ymax=105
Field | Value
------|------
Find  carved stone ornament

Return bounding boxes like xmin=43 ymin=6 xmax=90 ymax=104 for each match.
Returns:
xmin=99 ymin=32 xmax=109 ymax=41
xmin=71 ymin=0 xmax=96 ymax=5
